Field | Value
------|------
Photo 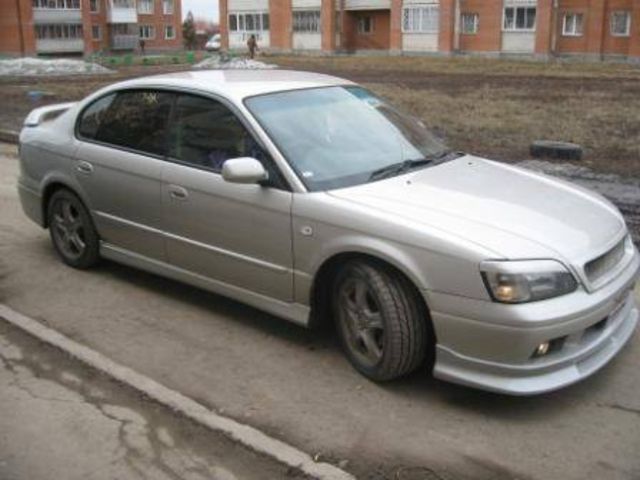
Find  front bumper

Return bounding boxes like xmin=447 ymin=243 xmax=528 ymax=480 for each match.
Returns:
xmin=428 ymin=252 xmax=640 ymax=395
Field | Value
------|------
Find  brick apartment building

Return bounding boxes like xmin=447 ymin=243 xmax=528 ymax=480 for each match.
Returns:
xmin=0 ymin=0 xmax=183 ymax=56
xmin=219 ymin=0 xmax=640 ymax=61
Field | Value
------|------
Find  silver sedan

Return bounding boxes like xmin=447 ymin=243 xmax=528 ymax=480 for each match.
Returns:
xmin=17 ymin=70 xmax=639 ymax=395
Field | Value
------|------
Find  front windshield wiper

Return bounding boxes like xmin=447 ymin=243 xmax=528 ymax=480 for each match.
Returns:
xmin=369 ymin=151 xmax=461 ymax=182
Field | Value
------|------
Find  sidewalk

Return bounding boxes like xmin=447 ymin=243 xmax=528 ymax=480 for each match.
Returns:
xmin=0 ymin=320 xmax=302 ymax=480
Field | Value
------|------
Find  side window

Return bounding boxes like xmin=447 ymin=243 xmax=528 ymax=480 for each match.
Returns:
xmin=93 ymin=90 xmax=174 ymax=156
xmin=168 ymin=94 xmax=267 ymax=173
xmin=77 ymin=93 xmax=116 ymax=140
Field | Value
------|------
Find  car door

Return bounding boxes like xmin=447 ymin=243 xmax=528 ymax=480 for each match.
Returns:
xmin=161 ymin=92 xmax=294 ymax=302
xmin=74 ymin=89 xmax=174 ymax=260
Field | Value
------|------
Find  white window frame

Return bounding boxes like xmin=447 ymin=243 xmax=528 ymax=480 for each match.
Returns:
xmin=33 ymin=0 xmax=81 ymax=9
xmin=357 ymin=15 xmax=374 ymax=34
xmin=228 ymin=12 xmax=270 ymax=33
xmin=112 ymin=0 xmax=134 ymax=7
xmin=402 ymin=5 xmax=439 ymax=34
xmin=139 ymin=24 xmax=155 ymax=40
xmin=163 ymin=0 xmax=174 ymax=15
xmin=164 ymin=24 xmax=175 ymax=39
xmin=137 ymin=0 xmax=153 ymax=14
xmin=89 ymin=0 xmax=99 ymax=12
xmin=503 ymin=5 xmax=537 ymax=32
xmin=91 ymin=24 xmax=101 ymax=40
xmin=562 ymin=12 xmax=583 ymax=37
xmin=610 ymin=11 xmax=631 ymax=37
xmin=293 ymin=10 xmax=321 ymax=33
xmin=35 ymin=23 xmax=83 ymax=39
xmin=460 ymin=12 xmax=479 ymax=34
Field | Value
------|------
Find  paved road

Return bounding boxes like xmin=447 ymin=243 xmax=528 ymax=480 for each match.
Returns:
xmin=1 ymin=144 xmax=639 ymax=480
xmin=0 ymin=320 xmax=303 ymax=480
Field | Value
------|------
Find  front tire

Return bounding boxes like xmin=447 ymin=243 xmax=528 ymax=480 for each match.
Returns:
xmin=47 ymin=189 xmax=100 ymax=269
xmin=333 ymin=260 xmax=429 ymax=382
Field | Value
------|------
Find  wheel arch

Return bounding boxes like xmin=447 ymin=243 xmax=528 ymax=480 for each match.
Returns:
xmin=41 ymin=177 xmax=90 ymax=228
xmin=308 ymin=249 xmax=433 ymax=335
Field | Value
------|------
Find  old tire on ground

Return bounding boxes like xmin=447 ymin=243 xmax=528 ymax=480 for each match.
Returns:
xmin=47 ymin=189 xmax=100 ymax=269
xmin=332 ymin=260 xmax=429 ymax=382
xmin=530 ymin=140 xmax=583 ymax=161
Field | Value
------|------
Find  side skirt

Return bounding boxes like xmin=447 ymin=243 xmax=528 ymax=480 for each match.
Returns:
xmin=100 ymin=242 xmax=311 ymax=328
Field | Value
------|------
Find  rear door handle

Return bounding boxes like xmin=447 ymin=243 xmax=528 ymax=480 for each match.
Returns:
xmin=168 ymin=184 xmax=188 ymax=200
xmin=76 ymin=161 xmax=93 ymax=175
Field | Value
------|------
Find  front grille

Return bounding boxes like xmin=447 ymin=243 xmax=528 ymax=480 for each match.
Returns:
xmin=584 ymin=238 xmax=626 ymax=284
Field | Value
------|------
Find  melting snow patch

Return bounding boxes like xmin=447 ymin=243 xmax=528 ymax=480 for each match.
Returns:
xmin=194 ymin=55 xmax=277 ymax=70
xmin=0 ymin=58 xmax=113 ymax=76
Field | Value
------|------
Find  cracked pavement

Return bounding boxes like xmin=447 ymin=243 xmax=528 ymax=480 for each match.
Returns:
xmin=0 ymin=321 xmax=302 ymax=480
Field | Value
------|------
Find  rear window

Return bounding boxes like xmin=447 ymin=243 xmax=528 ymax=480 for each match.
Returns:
xmin=78 ymin=90 xmax=174 ymax=156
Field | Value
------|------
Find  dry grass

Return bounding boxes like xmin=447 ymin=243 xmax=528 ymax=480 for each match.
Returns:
xmin=1 ymin=55 xmax=639 ymax=175
xmin=367 ymin=82 xmax=640 ymax=174
xmin=272 ymin=55 xmax=640 ymax=175
xmin=271 ymin=54 xmax=640 ymax=79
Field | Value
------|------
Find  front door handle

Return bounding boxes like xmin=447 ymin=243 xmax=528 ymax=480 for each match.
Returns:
xmin=168 ymin=184 xmax=188 ymax=200
xmin=76 ymin=161 xmax=93 ymax=175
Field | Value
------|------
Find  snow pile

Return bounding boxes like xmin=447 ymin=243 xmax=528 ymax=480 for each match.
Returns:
xmin=0 ymin=58 xmax=113 ymax=76
xmin=194 ymin=55 xmax=277 ymax=70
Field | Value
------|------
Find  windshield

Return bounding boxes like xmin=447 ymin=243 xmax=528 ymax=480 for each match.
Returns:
xmin=244 ymin=86 xmax=449 ymax=191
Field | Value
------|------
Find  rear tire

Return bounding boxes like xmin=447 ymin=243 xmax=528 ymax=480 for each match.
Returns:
xmin=332 ymin=260 xmax=429 ymax=382
xmin=47 ymin=189 xmax=100 ymax=269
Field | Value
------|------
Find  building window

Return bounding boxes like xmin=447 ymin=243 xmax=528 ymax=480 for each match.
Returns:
xmin=33 ymin=0 xmax=80 ymax=8
xmin=461 ymin=13 xmax=479 ymax=34
xmin=163 ymin=0 xmax=174 ymax=14
xmin=228 ymin=13 xmax=269 ymax=32
xmin=89 ymin=0 xmax=98 ymax=12
xmin=165 ymin=25 xmax=175 ymax=39
xmin=112 ymin=23 xmax=134 ymax=34
xmin=139 ymin=25 xmax=155 ymax=39
xmin=35 ymin=24 xmax=83 ymax=39
xmin=562 ymin=13 xmax=583 ymax=36
xmin=293 ymin=10 xmax=321 ymax=33
xmin=610 ymin=11 xmax=631 ymax=36
xmin=357 ymin=16 xmax=373 ymax=34
xmin=402 ymin=5 xmax=439 ymax=33
xmin=503 ymin=6 xmax=536 ymax=31
xmin=92 ymin=25 xmax=101 ymax=39
xmin=138 ymin=0 xmax=153 ymax=14
xmin=112 ymin=0 xmax=135 ymax=7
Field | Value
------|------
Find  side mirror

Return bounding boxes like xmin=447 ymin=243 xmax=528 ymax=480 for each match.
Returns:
xmin=221 ymin=157 xmax=268 ymax=184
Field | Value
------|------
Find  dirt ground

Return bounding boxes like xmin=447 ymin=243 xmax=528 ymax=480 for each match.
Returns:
xmin=1 ymin=55 xmax=638 ymax=176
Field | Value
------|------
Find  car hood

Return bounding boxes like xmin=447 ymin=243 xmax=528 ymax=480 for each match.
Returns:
xmin=328 ymin=156 xmax=625 ymax=263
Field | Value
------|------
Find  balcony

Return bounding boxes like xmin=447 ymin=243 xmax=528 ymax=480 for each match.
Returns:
xmin=111 ymin=34 xmax=138 ymax=50
xmin=36 ymin=38 xmax=84 ymax=53
xmin=33 ymin=8 xmax=82 ymax=24
xmin=107 ymin=0 xmax=137 ymax=23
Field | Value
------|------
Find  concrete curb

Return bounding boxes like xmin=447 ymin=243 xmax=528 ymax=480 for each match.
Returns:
xmin=0 ymin=304 xmax=355 ymax=480
xmin=0 ymin=129 xmax=19 ymax=144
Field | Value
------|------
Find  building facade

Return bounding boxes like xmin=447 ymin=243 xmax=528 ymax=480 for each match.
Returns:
xmin=1 ymin=0 xmax=182 ymax=56
xmin=219 ymin=0 xmax=640 ymax=61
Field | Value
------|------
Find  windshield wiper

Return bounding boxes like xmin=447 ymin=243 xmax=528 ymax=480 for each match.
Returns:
xmin=368 ymin=157 xmax=435 ymax=182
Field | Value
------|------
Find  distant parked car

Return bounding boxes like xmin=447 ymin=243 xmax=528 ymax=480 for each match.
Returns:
xmin=17 ymin=70 xmax=639 ymax=395
xmin=205 ymin=33 xmax=221 ymax=51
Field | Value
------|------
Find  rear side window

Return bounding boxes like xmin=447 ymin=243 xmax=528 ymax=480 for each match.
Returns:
xmin=79 ymin=90 xmax=174 ymax=156
xmin=77 ymin=93 xmax=115 ymax=139
xmin=167 ymin=94 xmax=266 ymax=172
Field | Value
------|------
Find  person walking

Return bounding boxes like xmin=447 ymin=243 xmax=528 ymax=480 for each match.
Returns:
xmin=139 ymin=38 xmax=146 ymax=56
xmin=247 ymin=34 xmax=258 ymax=59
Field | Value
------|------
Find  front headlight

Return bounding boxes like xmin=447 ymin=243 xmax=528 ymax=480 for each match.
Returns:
xmin=480 ymin=260 xmax=578 ymax=304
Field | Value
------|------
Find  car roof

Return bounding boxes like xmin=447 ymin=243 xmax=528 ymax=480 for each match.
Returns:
xmin=107 ymin=69 xmax=354 ymax=102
